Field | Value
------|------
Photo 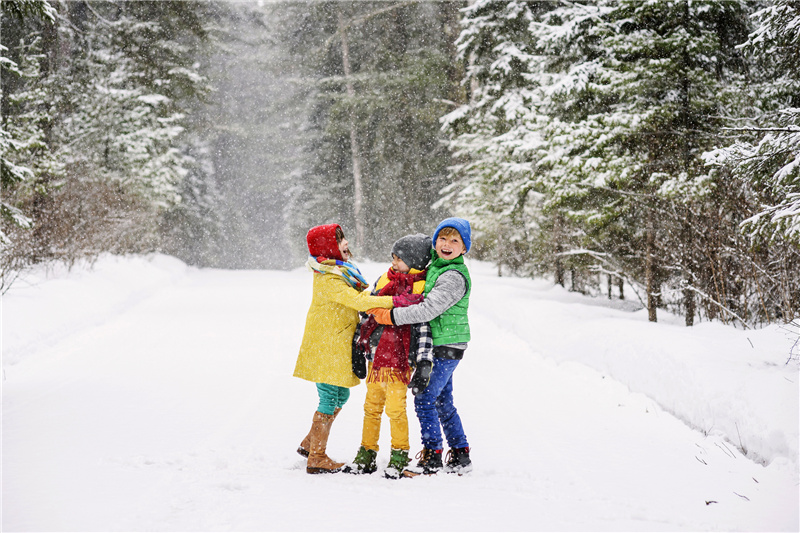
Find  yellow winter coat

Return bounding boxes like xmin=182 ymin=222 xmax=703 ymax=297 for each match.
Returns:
xmin=294 ymin=272 xmax=393 ymax=387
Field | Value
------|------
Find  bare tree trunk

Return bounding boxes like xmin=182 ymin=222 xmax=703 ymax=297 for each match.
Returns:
xmin=337 ymin=10 xmax=365 ymax=252
xmin=682 ymin=219 xmax=696 ymax=327
xmin=684 ymin=282 xmax=695 ymax=326
xmin=439 ymin=1 xmax=467 ymax=106
xmin=554 ymin=214 xmax=565 ymax=287
xmin=617 ymin=277 xmax=624 ymax=300
xmin=555 ymin=258 xmax=564 ymax=287
xmin=646 ymin=223 xmax=658 ymax=322
xmin=679 ymin=2 xmax=694 ymax=326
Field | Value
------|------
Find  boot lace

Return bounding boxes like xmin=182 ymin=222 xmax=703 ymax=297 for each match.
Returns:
xmin=444 ymin=449 xmax=454 ymax=467
xmin=415 ymin=448 xmax=435 ymax=467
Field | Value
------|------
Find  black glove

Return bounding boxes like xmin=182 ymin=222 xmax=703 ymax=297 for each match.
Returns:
xmin=408 ymin=359 xmax=432 ymax=395
xmin=352 ymin=340 xmax=367 ymax=379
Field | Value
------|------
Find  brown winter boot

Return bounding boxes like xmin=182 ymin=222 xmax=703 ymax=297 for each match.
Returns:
xmin=306 ymin=411 xmax=345 ymax=474
xmin=297 ymin=408 xmax=340 ymax=458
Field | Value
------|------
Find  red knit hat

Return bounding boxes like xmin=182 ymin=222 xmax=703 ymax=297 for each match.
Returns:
xmin=306 ymin=224 xmax=343 ymax=261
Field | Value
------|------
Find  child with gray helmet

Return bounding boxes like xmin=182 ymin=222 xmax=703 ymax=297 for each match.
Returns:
xmin=346 ymin=233 xmax=433 ymax=479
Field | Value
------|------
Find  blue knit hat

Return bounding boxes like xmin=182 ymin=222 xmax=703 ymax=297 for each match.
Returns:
xmin=432 ymin=217 xmax=472 ymax=254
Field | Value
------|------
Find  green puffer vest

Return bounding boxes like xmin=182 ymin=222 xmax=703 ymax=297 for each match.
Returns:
xmin=423 ymin=252 xmax=471 ymax=345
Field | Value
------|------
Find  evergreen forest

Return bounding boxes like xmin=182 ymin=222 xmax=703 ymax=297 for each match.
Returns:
xmin=2 ymin=0 xmax=799 ymax=328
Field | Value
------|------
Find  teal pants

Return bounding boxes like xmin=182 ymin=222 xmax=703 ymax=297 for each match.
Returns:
xmin=316 ymin=383 xmax=350 ymax=415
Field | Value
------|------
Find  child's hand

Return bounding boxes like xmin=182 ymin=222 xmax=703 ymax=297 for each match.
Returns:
xmin=367 ymin=308 xmax=393 ymax=325
xmin=392 ymin=294 xmax=423 ymax=307
xmin=409 ymin=359 xmax=432 ymax=395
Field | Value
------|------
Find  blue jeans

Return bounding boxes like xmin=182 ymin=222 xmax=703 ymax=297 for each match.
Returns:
xmin=414 ymin=358 xmax=468 ymax=450
xmin=316 ymin=383 xmax=350 ymax=415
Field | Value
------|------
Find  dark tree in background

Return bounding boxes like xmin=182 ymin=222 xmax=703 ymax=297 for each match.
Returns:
xmin=2 ymin=0 xmax=797 ymax=329
xmin=2 ymin=0 xmax=218 ymax=281
xmin=443 ymin=0 xmax=798 ymax=327
xmin=278 ymin=1 xmax=465 ymax=261
xmin=183 ymin=1 xmax=465 ymax=268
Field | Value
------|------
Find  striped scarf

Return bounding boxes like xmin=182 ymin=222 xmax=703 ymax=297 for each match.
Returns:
xmin=306 ymin=256 xmax=369 ymax=291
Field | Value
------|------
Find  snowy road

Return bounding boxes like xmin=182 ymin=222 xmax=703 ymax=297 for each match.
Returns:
xmin=2 ymin=255 xmax=798 ymax=531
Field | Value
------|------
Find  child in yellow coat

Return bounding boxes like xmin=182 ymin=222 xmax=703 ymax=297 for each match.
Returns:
xmin=294 ymin=223 xmax=393 ymax=474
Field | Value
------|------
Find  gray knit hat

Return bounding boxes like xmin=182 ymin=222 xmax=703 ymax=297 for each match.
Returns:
xmin=391 ymin=233 xmax=432 ymax=271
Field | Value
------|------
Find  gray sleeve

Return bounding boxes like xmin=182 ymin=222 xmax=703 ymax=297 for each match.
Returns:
xmin=392 ymin=270 xmax=466 ymax=326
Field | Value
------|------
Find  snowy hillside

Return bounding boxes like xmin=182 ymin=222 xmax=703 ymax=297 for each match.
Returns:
xmin=2 ymin=254 xmax=798 ymax=531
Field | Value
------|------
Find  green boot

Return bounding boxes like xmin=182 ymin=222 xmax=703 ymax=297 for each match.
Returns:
xmin=345 ymin=446 xmax=377 ymax=474
xmin=384 ymin=449 xmax=410 ymax=479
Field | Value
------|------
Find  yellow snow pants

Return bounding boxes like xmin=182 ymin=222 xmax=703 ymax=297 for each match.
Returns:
xmin=361 ymin=371 xmax=410 ymax=452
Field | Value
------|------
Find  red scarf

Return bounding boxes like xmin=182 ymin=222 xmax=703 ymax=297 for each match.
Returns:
xmin=377 ymin=268 xmax=426 ymax=297
xmin=359 ymin=269 xmax=425 ymax=383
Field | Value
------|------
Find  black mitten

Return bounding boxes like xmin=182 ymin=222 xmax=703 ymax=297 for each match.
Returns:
xmin=352 ymin=339 xmax=367 ymax=379
xmin=408 ymin=359 xmax=432 ymax=395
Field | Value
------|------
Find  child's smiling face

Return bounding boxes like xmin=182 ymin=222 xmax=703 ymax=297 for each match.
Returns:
xmin=338 ymin=237 xmax=352 ymax=261
xmin=435 ymin=230 xmax=466 ymax=260
xmin=391 ymin=254 xmax=411 ymax=273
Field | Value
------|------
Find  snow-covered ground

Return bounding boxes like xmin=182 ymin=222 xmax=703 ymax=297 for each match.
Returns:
xmin=2 ymin=253 xmax=798 ymax=531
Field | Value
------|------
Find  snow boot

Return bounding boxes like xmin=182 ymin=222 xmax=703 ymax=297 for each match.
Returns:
xmin=403 ymin=448 xmax=443 ymax=476
xmin=384 ymin=449 xmax=410 ymax=479
xmin=344 ymin=446 xmax=378 ymax=474
xmin=444 ymin=446 xmax=473 ymax=474
xmin=306 ymin=411 xmax=345 ymax=474
xmin=298 ymin=407 xmax=340 ymax=458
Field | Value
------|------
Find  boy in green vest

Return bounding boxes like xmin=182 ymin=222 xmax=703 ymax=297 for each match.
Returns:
xmin=368 ymin=217 xmax=473 ymax=475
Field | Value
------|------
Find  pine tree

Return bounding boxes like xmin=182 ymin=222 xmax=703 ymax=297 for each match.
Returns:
xmin=282 ymin=1 xmax=461 ymax=261
xmin=705 ymin=1 xmax=800 ymax=245
xmin=442 ymin=0 xmax=553 ymax=275
xmin=2 ymin=0 xmax=221 ymax=286
xmin=702 ymin=0 xmax=800 ymax=322
xmin=444 ymin=0 xmax=786 ymax=325
xmin=51 ymin=2 xmax=211 ymax=208
xmin=1 ymin=0 xmax=57 ymax=286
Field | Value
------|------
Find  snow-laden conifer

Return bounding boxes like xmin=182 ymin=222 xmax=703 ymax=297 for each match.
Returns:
xmin=703 ymin=1 xmax=800 ymax=246
xmin=444 ymin=0 xmax=798 ymax=325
